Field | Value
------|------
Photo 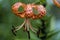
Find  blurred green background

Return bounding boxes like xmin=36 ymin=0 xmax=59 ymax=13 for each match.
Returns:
xmin=0 ymin=0 xmax=60 ymax=40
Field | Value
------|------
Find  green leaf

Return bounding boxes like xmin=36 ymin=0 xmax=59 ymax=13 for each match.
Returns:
xmin=32 ymin=8 xmax=39 ymax=15
xmin=34 ymin=0 xmax=46 ymax=5
xmin=0 ymin=4 xmax=2 ymax=10
xmin=18 ymin=6 xmax=24 ymax=13
xmin=47 ymin=30 xmax=60 ymax=39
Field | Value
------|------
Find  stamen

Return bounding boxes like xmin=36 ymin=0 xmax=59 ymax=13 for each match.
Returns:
xmin=11 ymin=25 xmax=16 ymax=36
xmin=27 ymin=31 xmax=30 ymax=39
xmin=15 ymin=19 xmax=26 ymax=31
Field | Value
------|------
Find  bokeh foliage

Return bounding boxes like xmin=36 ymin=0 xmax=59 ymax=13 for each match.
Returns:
xmin=0 ymin=0 xmax=60 ymax=40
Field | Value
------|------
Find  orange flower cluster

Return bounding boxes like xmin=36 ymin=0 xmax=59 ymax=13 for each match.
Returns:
xmin=12 ymin=2 xmax=46 ymax=19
